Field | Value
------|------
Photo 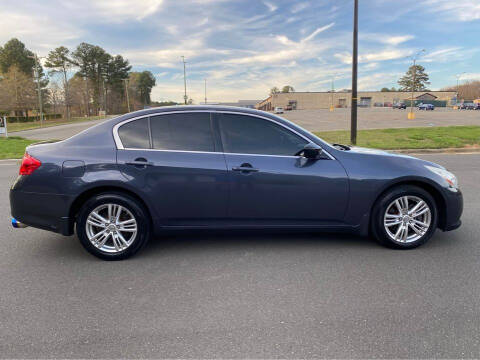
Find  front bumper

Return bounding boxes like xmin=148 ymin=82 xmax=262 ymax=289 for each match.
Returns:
xmin=10 ymin=189 xmax=74 ymax=236
xmin=440 ymin=188 xmax=463 ymax=232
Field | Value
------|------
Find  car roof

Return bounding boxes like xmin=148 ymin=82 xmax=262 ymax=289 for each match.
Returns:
xmin=113 ymin=105 xmax=270 ymax=122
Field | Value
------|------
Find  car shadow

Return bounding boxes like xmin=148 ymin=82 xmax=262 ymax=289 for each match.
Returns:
xmin=137 ymin=230 xmax=379 ymax=259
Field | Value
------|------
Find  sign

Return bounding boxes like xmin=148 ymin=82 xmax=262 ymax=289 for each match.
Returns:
xmin=0 ymin=116 xmax=7 ymax=136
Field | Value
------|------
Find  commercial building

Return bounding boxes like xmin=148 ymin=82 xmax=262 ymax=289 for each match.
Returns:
xmin=256 ymin=91 xmax=457 ymax=111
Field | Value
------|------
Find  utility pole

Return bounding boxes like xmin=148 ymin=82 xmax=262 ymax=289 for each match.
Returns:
xmin=350 ymin=0 xmax=358 ymax=145
xmin=28 ymin=54 xmax=44 ymax=127
xmin=181 ymin=56 xmax=187 ymax=104
xmin=123 ymin=78 xmax=131 ymax=112
xmin=204 ymin=78 xmax=207 ymax=105
xmin=103 ymin=77 xmax=107 ymax=117
xmin=407 ymin=49 xmax=425 ymax=120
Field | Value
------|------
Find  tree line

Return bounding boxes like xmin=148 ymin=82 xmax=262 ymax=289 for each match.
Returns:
xmin=0 ymin=38 xmax=158 ymax=120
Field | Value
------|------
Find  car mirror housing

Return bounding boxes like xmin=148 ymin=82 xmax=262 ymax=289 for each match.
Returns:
xmin=299 ymin=143 xmax=324 ymax=159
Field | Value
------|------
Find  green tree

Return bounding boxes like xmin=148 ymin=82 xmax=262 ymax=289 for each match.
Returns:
xmin=398 ymin=65 xmax=430 ymax=92
xmin=45 ymin=46 xmax=75 ymax=118
xmin=270 ymin=86 xmax=279 ymax=95
xmin=281 ymin=85 xmax=294 ymax=93
xmin=0 ymin=38 xmax=35 ymax=75
xmin=136 ymin=71 xmax=156 ymax=105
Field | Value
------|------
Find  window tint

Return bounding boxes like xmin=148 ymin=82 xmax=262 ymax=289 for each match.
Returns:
xmin=118 ymin=118 xmax=150 ymax=149
xmin=219 ymin=114 xmax=307 ymax=156
xmin=150 ymin=112 xmax=214 ymax=152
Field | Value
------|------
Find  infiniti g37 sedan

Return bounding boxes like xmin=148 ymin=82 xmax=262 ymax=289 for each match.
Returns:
xmin=10 ymin=106 xmax=463 ymax=260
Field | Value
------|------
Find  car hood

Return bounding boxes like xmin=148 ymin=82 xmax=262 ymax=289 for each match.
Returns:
xmin=346 ymin=146 xmax=444 ymax=169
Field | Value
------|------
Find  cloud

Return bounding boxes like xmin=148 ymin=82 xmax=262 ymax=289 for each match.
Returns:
xmin=263 ymin=1 xmax=278 ymax=12
xmin=77 ymin=0 xmax=163 ymax=21
xmin=302 ymin=23 xmax=335 ymax=42
xmin=423 ymin=0 xmax=480 ymax=21
xmin=381 ymin=35 xmax=414 ymax=46
xmin=0 ymin=12 xmax=81 ymax=52
xmin=335 ymin=49 xmax=412 ymax=64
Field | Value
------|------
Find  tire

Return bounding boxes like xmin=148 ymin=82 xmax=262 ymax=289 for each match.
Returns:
xmin=76 ymin=192 xmax=151 ymax=260
xmin=371 ymin=185 xmax=438 ymax=249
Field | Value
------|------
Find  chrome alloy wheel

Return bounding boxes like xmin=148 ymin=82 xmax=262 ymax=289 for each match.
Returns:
xmin=384 ymin=195 xmax=431 ymax=243
xmin=85 ymin=203 xmax=138 ymax=253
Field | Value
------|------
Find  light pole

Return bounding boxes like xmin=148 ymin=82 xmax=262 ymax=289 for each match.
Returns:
xmin=103 ymin=77 xmax=108 ymax=117
xmin=181 ymin=56 xmax=188 ymax=104
xmin=330 ymin=73 xmax=337 ymax=112
xmin=350 ymin=0 xmax=358 ymax=145
xmin=407 ymin=49 xmax=426 ymax=120
xmin=123 ymin=78 xmax=131 ymax=112
xmin=455 ymin=72 xmax=466 ymax=107
xmin=204 ymin=78 xmax=207 ymax=105
xmin=28 ymin=54 xmax=45 ymax=127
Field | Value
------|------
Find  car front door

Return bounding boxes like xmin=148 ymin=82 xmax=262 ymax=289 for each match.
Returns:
xmin=215 ymin=112 xmax=349 ymax=225
xmin=116 ymin=111 xmax=228 ymax=226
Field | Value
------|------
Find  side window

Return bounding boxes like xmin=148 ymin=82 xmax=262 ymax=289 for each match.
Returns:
xmin=150 ymin=112 xmax=214 ymax=152
xmin=219 ymin=114 xmax=308 ymax=156
xmin=118 ymin=118 xmax=150 ymax=149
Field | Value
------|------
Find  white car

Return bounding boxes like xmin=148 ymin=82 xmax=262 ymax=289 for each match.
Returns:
xmin=274 ymin=107 xmax=284 ymax=114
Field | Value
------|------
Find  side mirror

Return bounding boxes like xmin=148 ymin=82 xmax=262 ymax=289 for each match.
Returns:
xmin=297 ymin=143 xmax=323 ymax=159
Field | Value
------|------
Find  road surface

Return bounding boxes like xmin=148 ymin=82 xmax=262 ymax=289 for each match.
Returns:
xmin=0 ymin=153 xmax=478 ymax=358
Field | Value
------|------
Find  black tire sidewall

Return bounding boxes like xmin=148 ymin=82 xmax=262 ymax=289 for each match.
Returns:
xmin=371 ymin=185 xmax=438 ymax=249
xmin=76 ymin=193 xmax=150 ymax=260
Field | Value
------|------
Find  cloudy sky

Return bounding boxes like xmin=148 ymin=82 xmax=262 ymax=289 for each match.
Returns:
xmin=1 ymin=0 xmax=479 ymax=102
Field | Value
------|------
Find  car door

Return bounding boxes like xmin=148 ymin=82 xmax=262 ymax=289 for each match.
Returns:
xmin=116 ymin=112 xmax=228 ymax=226
xmin=215 ymin=112 xmax=349 ymax=224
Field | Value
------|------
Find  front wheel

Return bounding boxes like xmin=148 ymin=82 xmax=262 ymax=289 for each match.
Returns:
xmin=76 ymin=193 xmax=151 ymax=260
xmin=371 ymin=185 xmax=438 ymax=249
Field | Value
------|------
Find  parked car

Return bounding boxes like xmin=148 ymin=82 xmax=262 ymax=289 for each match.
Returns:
xmin=474 ymin=103 xmax=480 ymax=110
xmin=285 ymin=104 xmax=293 ymax=111
xmin=459 ymin=102 xmax=476 ymax=110
xmin=10 ymin=106 xmax=462 ymax=260
xmin=418 ymin=103 xmax=435 ymax=110
xmin=274 ymin=106 xmax=284 ymax=114
xmin=393 ymin=103 xmax=406 ymax=109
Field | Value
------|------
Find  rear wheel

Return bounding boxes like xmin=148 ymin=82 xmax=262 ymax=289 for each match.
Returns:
xmin=371 ymin=185 xmax=438 ymax=249
xmin=76 ymin=193 xmax=151 ymax=260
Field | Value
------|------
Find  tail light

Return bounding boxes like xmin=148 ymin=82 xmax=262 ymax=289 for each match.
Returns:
xmin=19 ymin=152 xmax=42 ymax=175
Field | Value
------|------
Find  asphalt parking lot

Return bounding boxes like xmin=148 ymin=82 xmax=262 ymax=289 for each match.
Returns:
xmin=0 ymin=153 xmax=479 ymax=358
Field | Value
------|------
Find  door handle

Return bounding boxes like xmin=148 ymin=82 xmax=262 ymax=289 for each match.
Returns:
xmin=232 ymin=165 xmax=259 ymax=173
xmin=125 ymin=158 xmax=153 ymax=167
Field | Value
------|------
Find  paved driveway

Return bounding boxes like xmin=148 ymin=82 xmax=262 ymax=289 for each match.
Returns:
xmin=0 ymin=153 xmax=479 ymax=358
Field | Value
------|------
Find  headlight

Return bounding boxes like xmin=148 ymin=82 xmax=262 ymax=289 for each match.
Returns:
xmin=425 ymin=165 xmax=458 ymax=188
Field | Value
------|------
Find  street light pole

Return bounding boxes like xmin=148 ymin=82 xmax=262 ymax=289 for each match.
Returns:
xmin=181 ymin=56 xmax=187 ymax=105
xmin=330 ymin=73 xmax=336 ymax=112
xmin=455 ymin=72 xmax=466 ymax=106
xmin=350 ymin=0 xmax=358 ymax=145
xmin=407 ymin=49 xmax=425 ymax=120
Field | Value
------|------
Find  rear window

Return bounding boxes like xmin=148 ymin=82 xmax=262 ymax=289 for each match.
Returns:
xmin=118 ymin=118 xmax=150 ymax=149
xmin=150 ymin=113 xmax=214 ymax=152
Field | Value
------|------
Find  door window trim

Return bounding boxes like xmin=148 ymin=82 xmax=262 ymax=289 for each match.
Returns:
xmin=112 ymin=110 xmax=334 ymax=160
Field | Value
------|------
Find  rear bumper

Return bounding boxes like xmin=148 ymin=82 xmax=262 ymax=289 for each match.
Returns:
xmin=10 ymin=189 xmax=74 ymax=236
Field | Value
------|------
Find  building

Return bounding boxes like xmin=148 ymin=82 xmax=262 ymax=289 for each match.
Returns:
xmin=256 ymin=91 xmax=457 ymax=111
xmin=201 ymin=100 xmax=262 ymax=109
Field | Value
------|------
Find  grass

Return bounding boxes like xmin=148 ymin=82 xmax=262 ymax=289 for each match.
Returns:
xmin=0 ymin=136 xmax=38 ymax=159
xmin=315 ymin=126 xmax=480 ymax=150
xmin=7 ymin=115 xmax=111 ymax=133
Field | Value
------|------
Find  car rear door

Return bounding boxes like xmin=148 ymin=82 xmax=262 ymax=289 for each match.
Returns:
xmin=116 ymin=111 xmax=228 ymax=226
xmin=215 ymin=112 xmax=349 ymax=225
